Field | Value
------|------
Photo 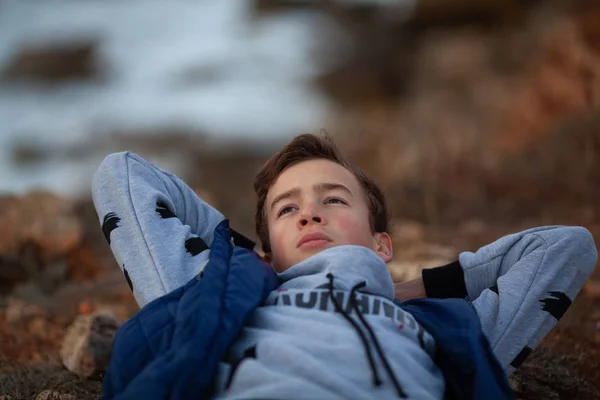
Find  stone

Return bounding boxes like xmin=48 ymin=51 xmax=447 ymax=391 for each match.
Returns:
xmin=66 ymin=247 xmax=104 ymax=283
xmin=4 ymin=298 xmax=46 ymax=324
xmin=35 ymin=390 xmax=76 ymax=400
xmin=37 ymin=260 xmax=69 ymax=294
xmin=459 ymin=218 xmax=485 ymax=235
xmin=413 ymin=0 xmax=522 ymax=27
xmin=388 ymin=256 xmax=454 ymax=283
xmin=0 ymin=192 xmax=83 ymax=294
xmin=28 ymin=316 xmax=48 ymax=337
xmin=94 ymin=303 xmax=132 ymax=320
xmin=10 ymin=282 xmax=48 ymax=306
xmin=60 ymin=312 xmax=122 ymax=378
xmin=1 ymin=40 xmax=100 ymax=83
xmin=391 ymin=220 xmax=426 ymax=243
xmin=388 ymin=260 xmax=423 ymax=282
xmin=0 ymin=192 xmax=82 ymax=262
xmin=508 ymin=375 xmax=521 ymax=393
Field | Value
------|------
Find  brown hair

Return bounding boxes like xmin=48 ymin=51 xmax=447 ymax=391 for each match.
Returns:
xmin=254 ymin=133 xmax=389 ymax=253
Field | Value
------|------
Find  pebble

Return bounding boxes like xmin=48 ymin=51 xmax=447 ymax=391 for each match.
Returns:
xmin=60 ymin=311 xmax=122 ymax=378
xmin=35 ymin=391 xmax=76 ymax=400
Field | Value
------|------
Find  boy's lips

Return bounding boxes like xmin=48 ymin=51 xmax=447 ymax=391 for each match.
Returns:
xmin=296 ymin=232 xmax=332 ymax=249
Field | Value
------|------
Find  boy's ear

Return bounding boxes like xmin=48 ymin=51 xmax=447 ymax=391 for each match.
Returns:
xmin=374 ymin=232 xmax=393 ymax=263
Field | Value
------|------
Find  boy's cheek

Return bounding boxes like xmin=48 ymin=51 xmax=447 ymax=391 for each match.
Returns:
xmin=335 ymin=215 xmax=369 ymax=244
xmin=268 ymin=232 xmax=290 ymax=266
xmin=269 ymin=226 xmax=286 ymax=251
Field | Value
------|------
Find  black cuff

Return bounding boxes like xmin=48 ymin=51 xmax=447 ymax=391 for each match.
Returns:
xmin=422 ymin=260 xmax=467 ymax=299
xmin=231 ymin=229 xmax=256 ymax=251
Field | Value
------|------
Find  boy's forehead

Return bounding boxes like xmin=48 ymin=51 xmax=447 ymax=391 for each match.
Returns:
xmin=268 ymin=159 xmax=359 ymax=198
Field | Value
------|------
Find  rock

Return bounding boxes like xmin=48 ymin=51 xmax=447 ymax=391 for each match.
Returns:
xmin=458 ymin=218 xmax=485 ymax=235
xmin=10 ymin=281 xmax=48 ymax=305
xmin=60 ymin=312 xmax=122 ymax=378
xmin=0 ymin=192 xmax=82 ymax=260
xmin=8 ymin=260 xmax=70 ymax=297
xmin=4 ymin=298 xmax=46 ymax=324
xmin=76 ymin=300 xmax=131 ymax=320
xmin=388 ymin=220 xmax=457 ymax=282
xmin=28 ymin=316 xmax=48 ymax=337
xmin=94 ymin=304 xmax=132 ymax=321
xmin=495 ymin=15 xmax=600 ymax=154
xmin=0 ymin=395 xmax=13 ymax=400
xmin=412 ymin=0 xmax=523 ymax=28
xmin=508 ymin=375 xmax=521 ymax=393
xmin=0 ymin=192 xmax=83 ymax=294
xmin=37 ymin=260 xmax=69 ymax=294
xmin=0 ymin=243 xmax=39 ymax=295
xmin=11 ymin=142 xmax=52 ymax=166
xmin=35 ymin=390 xmax=76 ymax=400
xmin=1 ymin=40 xmax=100 ymax=83
xmin=391 ymin=220 xmax=426 ymax=243
xmin=388 ymin=257 xmax=454 ymax=283
xmin=66 ymin=247 xmax=104 ymax=283
xmin=388 ymin=260 xmax=424 ymax=282
xmin=254 ymin=0 xmax=317 ymax=12
xmin=393 ymin=242 xmax=457 ymax=266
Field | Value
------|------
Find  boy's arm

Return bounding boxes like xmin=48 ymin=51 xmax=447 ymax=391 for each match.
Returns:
xmin=92 ymin=151 xmax=231 ymax=307
xmin=420 ymin=226 xmax=597 ymax=374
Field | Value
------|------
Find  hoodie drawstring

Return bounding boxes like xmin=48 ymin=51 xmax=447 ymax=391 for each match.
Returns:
xmin=327 ymin=273 xmax=383 ymax=387
xmin=350 ymin=283 xmax=408 ymax=398
xmin=326 ymin=273 xmax=407 ymax=399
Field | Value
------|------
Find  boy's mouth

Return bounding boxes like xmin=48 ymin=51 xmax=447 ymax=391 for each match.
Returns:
xmin=297 ymin=232 xmax=332 ymax=249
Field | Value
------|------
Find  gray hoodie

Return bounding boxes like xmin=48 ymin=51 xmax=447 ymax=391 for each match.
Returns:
xmin=92 ymin=152 xmax=598 ymax=399
xmin=212 ymin=245 xmax=442 ymax=399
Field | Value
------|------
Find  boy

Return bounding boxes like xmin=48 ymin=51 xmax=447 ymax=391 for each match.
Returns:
xmin=93 ymin=134 xmax=597 ymax=399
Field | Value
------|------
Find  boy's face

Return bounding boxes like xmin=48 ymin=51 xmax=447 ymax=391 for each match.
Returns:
xmin=265 ymin=159 xmax=392 ymax=272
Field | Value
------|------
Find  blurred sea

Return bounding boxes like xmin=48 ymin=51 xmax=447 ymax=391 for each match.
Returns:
xmin=0 ymin=0 xmax=338 ymax=195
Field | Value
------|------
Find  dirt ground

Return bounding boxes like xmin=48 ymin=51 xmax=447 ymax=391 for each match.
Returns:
xmin=0 ymin=193 xmax=599 ymax=399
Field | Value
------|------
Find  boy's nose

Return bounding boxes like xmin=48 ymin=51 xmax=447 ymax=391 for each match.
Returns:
xmin=298 ymin=215 xmax=322 ymax=228
xmin=297 ymin=206 xmax=324 ymax=228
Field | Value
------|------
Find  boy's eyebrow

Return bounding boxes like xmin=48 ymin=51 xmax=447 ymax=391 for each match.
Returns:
xmin=270 ymin=188 xmax=301 ymax=212
xmin=270 ymin=182 xmax=353 ymax=212
xmin=313 ymin=182 xmax=353 ymax=198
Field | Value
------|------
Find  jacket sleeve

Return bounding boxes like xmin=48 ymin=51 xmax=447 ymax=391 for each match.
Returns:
xmin=422 ymin=226 xmax=597 ymax=374
xmin=92 ymin=151 xmax=226 ymax=307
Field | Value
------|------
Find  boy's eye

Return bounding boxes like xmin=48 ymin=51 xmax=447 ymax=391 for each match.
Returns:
xmin=325 ymin=198 xmax=346 ymax=205
xmin=278 ymin=206 xmax=297 ymax=217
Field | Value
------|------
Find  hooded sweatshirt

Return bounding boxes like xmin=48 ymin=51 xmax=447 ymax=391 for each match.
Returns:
xmin=212 ymin=245 xmax=442 ymax=399
xmin=92 ymin=152 xmax=598 ymax=399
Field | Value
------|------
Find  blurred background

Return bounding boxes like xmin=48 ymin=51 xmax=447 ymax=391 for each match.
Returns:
xmin=1 ymin=0 xmax=599 ymax=399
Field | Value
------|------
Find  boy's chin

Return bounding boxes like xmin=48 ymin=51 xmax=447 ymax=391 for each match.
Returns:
xmin=283 ymin=244 xmax=338 ymax=270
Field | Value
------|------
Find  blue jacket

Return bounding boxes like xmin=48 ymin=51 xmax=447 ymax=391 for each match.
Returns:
xmin=101 ymin=220 xmax=513 ymax=400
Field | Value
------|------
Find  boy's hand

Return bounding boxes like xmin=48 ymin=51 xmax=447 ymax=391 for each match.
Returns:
xmin=394 ymin=277 xmax=427 ymax=302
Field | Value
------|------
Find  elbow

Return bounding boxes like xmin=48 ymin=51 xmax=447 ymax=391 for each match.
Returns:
xmin=562 ymin=226 xmax=598 ymax=279
xmin=92 ymin=152 xmax=131 ymax=191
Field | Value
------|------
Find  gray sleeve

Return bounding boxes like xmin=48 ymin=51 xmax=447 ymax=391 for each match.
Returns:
xmin=458 ymin=226 xmax=597 ymax=374
xmin=91 ymin=151 xmax=225 ymax=307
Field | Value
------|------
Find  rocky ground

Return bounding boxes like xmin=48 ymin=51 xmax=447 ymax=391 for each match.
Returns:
xmin=0 ymin=186 xmax=599 ymax=399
